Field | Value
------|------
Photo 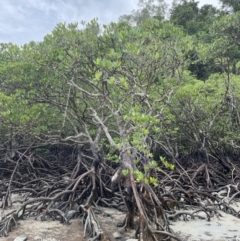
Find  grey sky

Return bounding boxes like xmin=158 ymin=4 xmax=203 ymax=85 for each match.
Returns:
xmin=0 ymin=0 xmax=220 ymax=45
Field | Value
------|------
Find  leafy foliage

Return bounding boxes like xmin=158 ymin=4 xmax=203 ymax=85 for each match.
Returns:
xmin=1 ymin=1 xmax=240 ymax=175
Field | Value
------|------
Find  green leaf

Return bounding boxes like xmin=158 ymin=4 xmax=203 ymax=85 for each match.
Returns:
xmin=95 ymin=71 xmax=102 ymax=81
xmin=108 ymin=76 xmax=115 ymax=84
xmin=122 ymin=169 xmax=129 ymax=176
xmin=149 ymin=177 xmax=158 ymax=187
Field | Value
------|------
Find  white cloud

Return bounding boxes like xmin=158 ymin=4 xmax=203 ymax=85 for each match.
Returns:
xmin=0 ymin=1 xmax=26 ymax=20
xmin=0 ymin=0 xmax=139 ymax=44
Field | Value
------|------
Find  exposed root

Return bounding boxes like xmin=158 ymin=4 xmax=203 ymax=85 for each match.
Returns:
xmin=0 ymin=212 xmax=18 ymax=237
xmin=1 ymin=147 xmax=240 ymax=240
xmin=81 ymin=205 xmax=113 ymax=241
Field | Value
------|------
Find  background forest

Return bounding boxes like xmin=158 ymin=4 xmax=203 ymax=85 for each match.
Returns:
xmin=1 ymin=0 xmax=240 ymax=240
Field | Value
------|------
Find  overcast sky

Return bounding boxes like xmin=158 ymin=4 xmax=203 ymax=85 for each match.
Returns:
xmin=0 ymin=0 xmax=220 ymax=45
